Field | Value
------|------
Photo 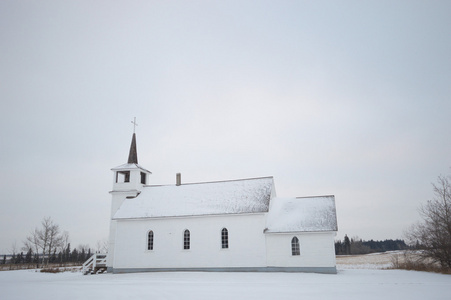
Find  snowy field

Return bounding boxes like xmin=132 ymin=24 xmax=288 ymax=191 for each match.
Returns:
xmin=1 ymin=254 xmax=451 ymax=300
xmin=336 ymin=251 xmax=401 ymax=269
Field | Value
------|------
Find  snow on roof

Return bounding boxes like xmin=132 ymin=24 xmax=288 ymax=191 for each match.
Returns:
xmin=266 ymin=196 xmax=337 ymax=233
xmin=113 ymin=177 xmax=274 ymax=219
xmin=111 ymin=163 xmax=151 ymax=173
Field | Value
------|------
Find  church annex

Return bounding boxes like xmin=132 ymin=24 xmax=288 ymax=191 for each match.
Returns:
xmin=106 ymin=133 xmax=338 ymax=274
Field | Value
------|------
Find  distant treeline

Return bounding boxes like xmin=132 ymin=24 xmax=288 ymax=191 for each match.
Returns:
xmin=2 ymin=243 xmax=93 ymax=266
xmin=335 ymin=235 xmax=409 ymax=255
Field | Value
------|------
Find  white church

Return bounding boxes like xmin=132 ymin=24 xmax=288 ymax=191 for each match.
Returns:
xmin=106 ymin=133 xmax=338 ymax=274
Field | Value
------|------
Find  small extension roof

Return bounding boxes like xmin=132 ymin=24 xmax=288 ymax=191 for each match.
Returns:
xmin=266 ymin=195 xmax=338 ymax=233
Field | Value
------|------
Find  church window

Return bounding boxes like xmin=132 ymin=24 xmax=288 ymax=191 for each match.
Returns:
xmin=291 ymin=237 xmax=300 ymax=256
xmin=140 ymin=172 xmax=146 ymax=184
xmin=221 ymin=228 xmax=229 ymax=249
xmin=116 ymin=171 xmax=130 ymax=183
xmin=147 ymin=231 xmax=154 ymax=250
xmin=183 ymin=230 xmax=190 ymax=250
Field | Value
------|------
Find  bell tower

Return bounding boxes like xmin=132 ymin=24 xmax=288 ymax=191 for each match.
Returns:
xmin=111 ymin=132 xmax=151 ymax=196
xmin=106 ymin=119 xmax=151 ymax=272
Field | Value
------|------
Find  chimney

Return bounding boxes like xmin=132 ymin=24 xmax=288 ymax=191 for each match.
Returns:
xmin=176 ymin=173 xmax=181 ymax=186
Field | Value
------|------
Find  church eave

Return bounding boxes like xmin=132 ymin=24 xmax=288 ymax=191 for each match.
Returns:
xmin=264 ymin=228 xmax=338 ymax=234
xmin=113 ymin=211 xmax=268 ymax=221
xmin=111 ymin=163 xmax=152 ymax=174
xmin=109 ymin=189 xmax=141 ymax=194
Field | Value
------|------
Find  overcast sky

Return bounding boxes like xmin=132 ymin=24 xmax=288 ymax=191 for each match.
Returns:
xmin=1 ymin=1 xmax=450 ymax=253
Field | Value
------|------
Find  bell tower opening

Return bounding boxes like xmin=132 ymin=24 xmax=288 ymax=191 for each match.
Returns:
xmin=140 ymin=172 xmax=147 ymax=184
xmin=116 ymin=171 xmax=130 ymax=183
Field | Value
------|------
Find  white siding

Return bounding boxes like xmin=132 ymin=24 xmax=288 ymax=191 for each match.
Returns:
xmin=107 ymin=191 xmax=139 ymax=269
xmin=113 ymin=214 xmax=267 ymax=269
xmin=265 ymin=232 xmax=336 ymax=268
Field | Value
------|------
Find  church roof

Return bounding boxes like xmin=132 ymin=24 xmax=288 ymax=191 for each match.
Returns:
xmin=265 ymin=195 xmax=337 ymax=233
xmin=113 ymin=177 xmax=274 ymax=219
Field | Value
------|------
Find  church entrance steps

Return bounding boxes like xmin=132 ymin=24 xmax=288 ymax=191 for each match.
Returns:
xmin=82 ymin=253 xmax=107 ymax=275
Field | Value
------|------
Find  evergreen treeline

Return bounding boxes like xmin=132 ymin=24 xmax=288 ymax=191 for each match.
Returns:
xmin=1 ymin=243 xmax=93 ymax=266
xmin=362 ymin=239 xmax=408 ymax=253
xmin=335 ymin=234 xmax=409 ymax=255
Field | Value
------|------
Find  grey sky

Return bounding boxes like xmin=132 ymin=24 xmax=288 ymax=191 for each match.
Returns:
xmin=1 ymin=1 xmax=450 ymax=253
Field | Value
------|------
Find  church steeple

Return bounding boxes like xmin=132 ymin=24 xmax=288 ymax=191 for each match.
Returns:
xmin=127 ymin=133 xmax=138 ymax=164
xmin=111 ymin=118 xmax=151 ymax=190
xmin=108 ymin=119 xmax=151 ymax=273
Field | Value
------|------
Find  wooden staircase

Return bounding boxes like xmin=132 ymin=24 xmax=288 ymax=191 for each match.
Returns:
xmin=82 ymin=253 xmax=107 ymax=275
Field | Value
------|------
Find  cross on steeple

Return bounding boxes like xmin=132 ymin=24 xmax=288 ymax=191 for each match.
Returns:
xmin=131 ymin=117 xmax=138 ymax=133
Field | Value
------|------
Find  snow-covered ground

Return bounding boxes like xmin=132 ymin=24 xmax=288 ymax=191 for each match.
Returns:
xmin=1 ymin=254 xmax=450 ymax=300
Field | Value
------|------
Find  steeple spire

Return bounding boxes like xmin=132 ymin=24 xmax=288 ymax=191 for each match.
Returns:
xmin=127 ymin=133 xmax=138 ymax=164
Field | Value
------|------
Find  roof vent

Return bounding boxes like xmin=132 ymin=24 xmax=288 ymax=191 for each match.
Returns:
xmin=176 ymin=173 xmax=181 ymax=186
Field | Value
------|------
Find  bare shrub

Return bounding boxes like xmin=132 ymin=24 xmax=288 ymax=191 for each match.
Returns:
xmin=405 ymin=174 xmax=451 ymax=272
xmin=390 ymin=250 xmax=451 ymax=274
xmin=40 ymin=267 xmax=76 ymax=273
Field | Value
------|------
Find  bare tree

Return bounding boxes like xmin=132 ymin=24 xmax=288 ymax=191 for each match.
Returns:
xmin=9 ymin=242 xmax=18 ymax=266
xmin=24 ymin=228 xmax=41 ymax=267
xmin=25 ymin=217 xmax=64 ymax=266
xmin=58 ymin=231 xmax=70 ymax=263
xmin=10 ymin=241 xmax=17 ymax=257
xmin=350 ymin=236 xmax=372 ymax=255
xmin=45 ymin=219 xmax=63 ymax=264
xmin=405 ymin=174 xmax=451 ymax=270
xmin=96 ymin=239 xmax=108 ymax=254
xmin=77 ymin=244 xmax=91 ymax=262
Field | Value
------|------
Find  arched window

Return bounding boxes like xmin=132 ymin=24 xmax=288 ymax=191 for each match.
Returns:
xmin=291 ymin=237 xmax=300 ymax=256
xmin=221 ymin=228 xmax=229 ymax=249
xmin=147 ymin=230 xmax=154 ymax=250
xmin=184 ymin=230 xmax=190 ymax=250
